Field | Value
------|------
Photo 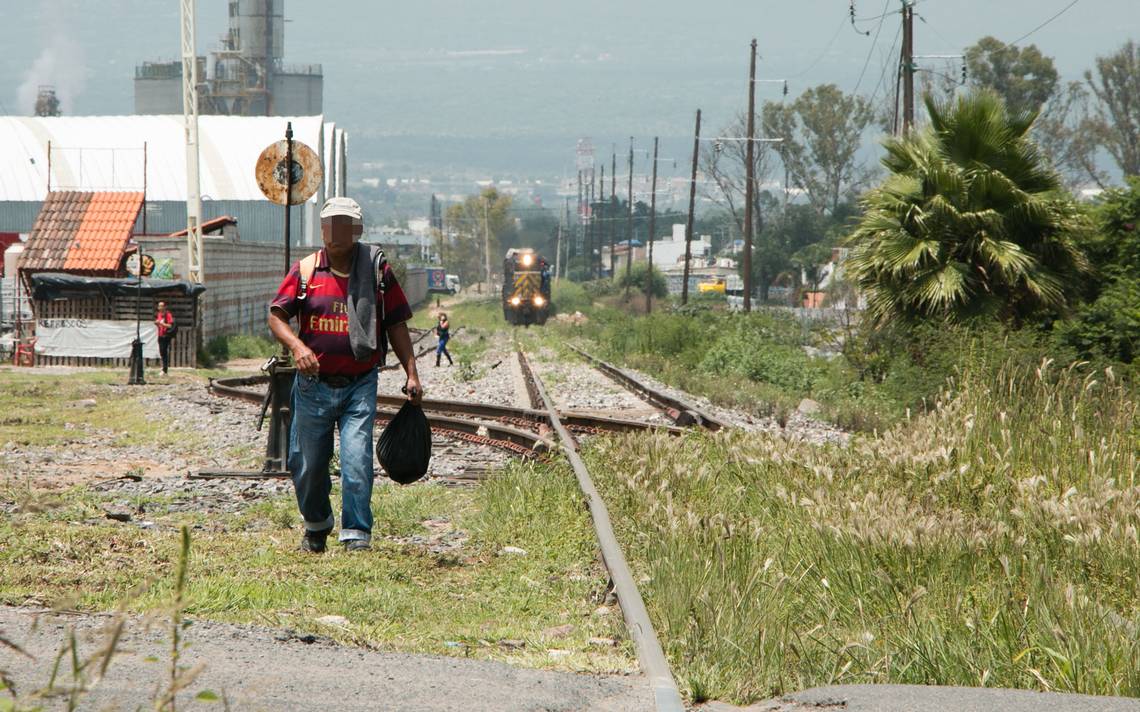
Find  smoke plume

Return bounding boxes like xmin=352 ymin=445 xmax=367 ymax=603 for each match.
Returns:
xmin=17 ymin=1 xmax=86 ymax=115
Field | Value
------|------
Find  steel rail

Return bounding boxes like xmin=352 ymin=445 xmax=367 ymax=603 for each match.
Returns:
xmin=567 ymin=344 xmax=728 ymax=431
xmin=210 ymin=375 xmax=686 ymax=438
xmin=205 ymin=376 xmax=553 ymax=469
xmin=520 ymin=351 xmax=684 ymax=712
xmin=515 ymin=349 xmax=544 ymax=409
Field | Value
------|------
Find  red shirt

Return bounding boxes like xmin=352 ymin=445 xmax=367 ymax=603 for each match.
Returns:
xmin=270 ymin=249 xmax=413 ymax=375
xmin=156 ymin=310 xmax=174 ymax=338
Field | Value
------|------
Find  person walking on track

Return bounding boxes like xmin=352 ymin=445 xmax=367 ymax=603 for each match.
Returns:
xmin=434 ymin=313 xmax=453 ymax=367
xmin=268 ymin=196 xmax=423 ymax=554
xmin=154 ymin=301 xmax=175 ymax=375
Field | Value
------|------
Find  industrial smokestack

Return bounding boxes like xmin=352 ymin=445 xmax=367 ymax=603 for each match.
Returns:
xmin=34 ymin=86 xmax=61 ymax=117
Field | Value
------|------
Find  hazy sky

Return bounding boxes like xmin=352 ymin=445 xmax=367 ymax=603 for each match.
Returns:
xmin=2 ymin=1 xmax=1137 ymax=172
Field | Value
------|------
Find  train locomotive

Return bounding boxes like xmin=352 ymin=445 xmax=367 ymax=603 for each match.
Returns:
xmin=502 ymin=248 xmax=552 ymax=325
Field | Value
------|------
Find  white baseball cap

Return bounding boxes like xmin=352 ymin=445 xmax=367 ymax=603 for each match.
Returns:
xmin=320 ymin=196 xmax=363 ymax=222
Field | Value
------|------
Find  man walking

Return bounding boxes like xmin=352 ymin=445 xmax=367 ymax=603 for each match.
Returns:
xmin=268 ymin=197 xmax=422 ymax=553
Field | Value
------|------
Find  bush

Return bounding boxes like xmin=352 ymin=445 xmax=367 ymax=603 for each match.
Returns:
xmin=552 ymin=280 xmax=592 ymax=314
xmin=616 ymin=262 xmax=668 ymax=299
xmin=200 ymin=333 xmax=278 ymax=367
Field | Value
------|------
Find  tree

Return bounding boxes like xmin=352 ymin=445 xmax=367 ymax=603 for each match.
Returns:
xmin=965 ymin=36 xmax=1059 ymax=115
xmin=847 ymin=91 xmax=1090 ymax=327
xmin=444 ymin=188 xmax=514 ymax=288
xmin=617 ymin=262 xmax=668 ymax=299
xmin=701 ymin=110 xmax=778 ymax=240
xmin=1034 ymin=81 xmax=1109 ymax=190
xmin=761 ymin=84 xmax=874 ymax=215
xmin=1055 ymin=177 xmax=1140 ymax=362
xmin=1085 ymin=41 xmax=1140 ymax=178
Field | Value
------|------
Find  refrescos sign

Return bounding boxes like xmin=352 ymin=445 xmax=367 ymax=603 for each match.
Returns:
xmin=36 ymin=319 xmax=158 ymax=359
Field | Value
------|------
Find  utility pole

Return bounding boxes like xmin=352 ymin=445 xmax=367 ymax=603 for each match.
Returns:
xmin=624 ymin=137 xmax=635 ymax=300
xmin=902 ymin=0 xmax=915 ymax=133
xmin=646 ymin=136 xmax=659 ymax=314
xmin=482 ymin=195 xmax=492 ymax=294
xmin=555 ymin=197 xmax=563 ymax=283
xmin=575 ymin=169 xmax=583 ymax=266
xmin=563 ymin=196 xmax=572 ymax=279
xmin=609 ymin=151 xmax=617 ymax=277
xmin=682 ymin=109 xmax=701 ymax=306
xmin=743 ymin=38 xmax=757 ymax=312
xmin=597 ymin=166 xmax=606 ymax=277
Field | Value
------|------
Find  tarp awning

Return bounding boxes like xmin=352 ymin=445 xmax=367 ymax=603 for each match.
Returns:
xmin=30 ymin=272 xmax=206 ymax=301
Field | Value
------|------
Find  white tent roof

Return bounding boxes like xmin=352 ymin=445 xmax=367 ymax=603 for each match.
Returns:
xmin=0 ymin=115 xmax=332 ymax=203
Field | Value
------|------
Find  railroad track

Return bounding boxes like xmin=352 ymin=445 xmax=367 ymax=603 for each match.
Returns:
xmin=566 ymin=344 xmax=728 ymax=430
xmin=206 ymin=373 xmax=686 ymax=469
xmin=518 ymin=350 xmax=684 ymax=712
xmin=208 ymin=374 xmax=552 ymax=460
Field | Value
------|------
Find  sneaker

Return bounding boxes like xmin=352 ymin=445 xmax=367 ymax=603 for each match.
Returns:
xmin=344 ymin=539 xmax=371 ymax=552
xmin=300 ymin=527 xmax=331 ymax=553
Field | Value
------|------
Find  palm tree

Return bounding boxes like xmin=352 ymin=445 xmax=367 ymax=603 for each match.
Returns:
xmin=847 ymin=91 xmax=1090 ymax=326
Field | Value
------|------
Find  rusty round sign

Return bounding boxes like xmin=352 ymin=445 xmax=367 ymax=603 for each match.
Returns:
xmin=255 ymin=139 xmax=323 ymax=206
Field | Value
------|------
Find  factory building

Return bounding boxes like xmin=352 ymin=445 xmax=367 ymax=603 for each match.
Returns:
xmin=134 ymin=0 xmax=322 ymax=117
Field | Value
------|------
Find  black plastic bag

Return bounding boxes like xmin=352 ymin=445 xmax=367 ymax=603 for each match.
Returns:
xmin=376 ymin=401 xmax=432 ymax=484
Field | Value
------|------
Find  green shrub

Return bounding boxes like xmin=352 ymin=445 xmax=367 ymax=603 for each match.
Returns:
xmin=616 ymin=262 xmax=668 ymax=299
xmin=200 ymin=333 xmax=277 ymax=367
xmin=552 ymin=280 xmax=592 ymax=314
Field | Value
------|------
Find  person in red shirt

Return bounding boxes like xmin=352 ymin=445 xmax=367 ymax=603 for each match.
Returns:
xmin=268 ymin=197 xmax=422 ymax=553
xmin=154 ymin=301 xmax=175 ymax=374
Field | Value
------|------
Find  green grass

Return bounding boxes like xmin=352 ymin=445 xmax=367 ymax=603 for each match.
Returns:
xmin=0 ymin=371 xmax=204 ymax=452
xmin=0 ymin=459 xmax=633 ymax=672
xmin=585 ymin=358 xmax=1140 ymax=703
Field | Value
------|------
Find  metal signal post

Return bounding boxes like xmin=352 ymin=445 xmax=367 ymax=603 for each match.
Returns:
xmin=200 ymin=124 xmax=322 ymax=480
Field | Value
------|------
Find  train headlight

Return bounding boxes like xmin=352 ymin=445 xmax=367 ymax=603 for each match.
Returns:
xmin=521 ymin=254 xmax=534 ymax=267
xmin=510 ymin=296 xmax=522 ymax=306
xmin=533 ymin=295 xmax=545 ymax=307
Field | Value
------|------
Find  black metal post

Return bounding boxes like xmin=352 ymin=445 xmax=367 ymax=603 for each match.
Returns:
xmin=261 ymin=121 xmax=296 ymax=476
xmin=128 ymin=247 xmax=145 ymax=385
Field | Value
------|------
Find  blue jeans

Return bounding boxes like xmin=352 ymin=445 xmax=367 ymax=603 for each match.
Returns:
xmin=289 ymin=370 xmax=377 ymax=543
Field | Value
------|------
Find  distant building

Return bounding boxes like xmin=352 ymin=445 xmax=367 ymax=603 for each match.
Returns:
xmin=134 ymin=0 xmax=322 ymax=116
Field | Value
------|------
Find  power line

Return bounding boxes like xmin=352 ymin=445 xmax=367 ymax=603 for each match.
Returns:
xmin=1009 ymin=0 xmax=1082 ymax=46
xmin=869 ymin=23 xmax=903 ymax=108
xmin=852 ymin=0 xmax=893 ymax=95
xmin=790 ymin=15 xmax=848 ymax=78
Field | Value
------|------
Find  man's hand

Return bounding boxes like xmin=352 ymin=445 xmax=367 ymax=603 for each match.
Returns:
xmin=387 ymin=321 xmax=422 ymax=405
xmin=292 ymin=344 xmax=319 ymax=376
xmin=404 ymin=374 xmax=423 ymax=405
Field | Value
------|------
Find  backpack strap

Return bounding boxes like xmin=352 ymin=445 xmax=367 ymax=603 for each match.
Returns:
xmin=297 ymin=251 xmax=321 ymax=301
xmin=368 ymin=246 xmax=390 ymax=364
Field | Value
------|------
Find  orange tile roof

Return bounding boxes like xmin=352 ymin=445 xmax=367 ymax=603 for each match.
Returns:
xmin=21 ymin=191 xmax=143 ymax=275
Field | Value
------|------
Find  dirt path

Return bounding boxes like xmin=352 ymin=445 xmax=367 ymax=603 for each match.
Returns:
xmin=0 ymin=606 xmax=651 ymax=712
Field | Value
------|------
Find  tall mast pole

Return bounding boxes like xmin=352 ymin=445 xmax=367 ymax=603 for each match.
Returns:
xmin=743 ymin=38 xmax=757 ymax=312
xmin=902 ymin=0 xmax=915 ymax=133
xmin=682 ymin=109 xmax=701 ymax=306
xmin=624 ymin=137 xmax=634 ymax=300
xmin=646 ymin=136 xmax=659 ymax=314
xmin=180 ymin=0 xmax=203 ymax=283
xmin=609 ymin=151 xmax=617 ymax=277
